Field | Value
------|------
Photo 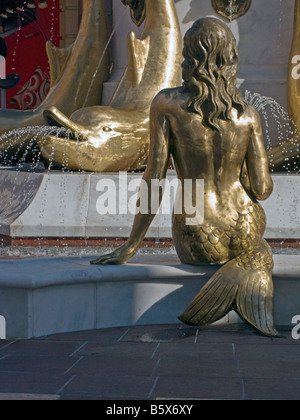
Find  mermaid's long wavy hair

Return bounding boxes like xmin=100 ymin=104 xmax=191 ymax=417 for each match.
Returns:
xmin=181 ymin=18 xmax=247 ymax=131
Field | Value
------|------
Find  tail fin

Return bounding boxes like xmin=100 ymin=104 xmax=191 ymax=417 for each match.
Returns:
xmin=179 ymin=246 xmax=279 ymax=337
xmin=235 ymin=270 xmax=278 ymax=337
xmin=178 ymin=269 xmax=238 ymax=326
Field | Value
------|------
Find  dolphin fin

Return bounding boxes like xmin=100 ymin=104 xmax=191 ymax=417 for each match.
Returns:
xmin=127 ymin=33 xmax=150 ymax=86
xmin=46 ymin=41 xmax=73 ymax=88
xmin=179 ymin=242 xmax=279 ymax=337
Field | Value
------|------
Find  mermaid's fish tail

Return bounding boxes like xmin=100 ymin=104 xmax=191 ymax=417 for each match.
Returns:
xmin=179 ymin=240 xmax=279 ymax=337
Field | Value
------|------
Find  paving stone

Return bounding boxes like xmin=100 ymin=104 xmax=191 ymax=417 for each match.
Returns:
xmin=156 ymin=342 xmax=235 ymax=360
xmin=235 ymin=343 xmax=300 ymax=363
xmin=122 ymin=324 xmax=198 ymax=343
xmin=60 ymin=374 xmax=156 ymax=399
xmin=244 ymin=378 xmax=300 ymax=400
xmin=0 ymin=372 xmax=68 ymax=395
xmin=198 ymin=332 xmax=283 ymax=345
xmin=0 ymin=339 xmax=83 ymax=357
xmin=152 ymin=376 xmax=243 ymax=400
xmin=0 ymin=354 xmax=80 ymax=375
xmin=69 ymin=355 xmax=158 ymax=377
xmin=75 ymin=342 xmax=158 ymax=359
xmin=238 ymin=359 xmax=300 ymax=379
xmin=156 ymin=356 xmax=239 ymax=378
xmin=59 ymin=393 xmax=141 ymax=401
xmin=0 ymin=393 xmax=59 ymax=400
xmin=41 ymin=326 xmax=131 ymax=343
xmin=0 ymin=324 xmax=298 ymax=400
xmin=0 ymin=340 xmax=10 ymax=347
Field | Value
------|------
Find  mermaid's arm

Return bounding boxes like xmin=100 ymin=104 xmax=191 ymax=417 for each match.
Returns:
xmin=246 ymin=107 xmax=273 ymax=201
xmin=124 ymin=97 xmax=172 ymax=249
xmin=91 ymin=93 xmax=172 ymax=265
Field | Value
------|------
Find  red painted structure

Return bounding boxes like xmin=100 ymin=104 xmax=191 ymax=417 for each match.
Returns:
xmin=0 ymin=0 xmax=60 ymax=109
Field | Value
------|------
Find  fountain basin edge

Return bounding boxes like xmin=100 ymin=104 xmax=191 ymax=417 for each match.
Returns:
xmin=0 ymin=254 xmax=298 ymax=339
xmin=0 ymin=169 xmax=299 ymax=241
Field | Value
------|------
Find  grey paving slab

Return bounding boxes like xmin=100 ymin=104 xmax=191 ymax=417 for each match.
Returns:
xmin=60 ymin=374 xmax=157 ymax=400
xmin=0 ymin=393 xmax=59 ymax=401
xmin=195 ymin=329 xmax=285 ymax=345
xmin=69 ymin=355 xmax=158 ymax=377
xmin=75 ymin=342 xmax=158 ymax=359
xmin=156 ymin=357 xmax=239 ymax=379
xmin=243 ymin=378 xmax=300 ymax=400
xmin=234 ymin=343 xmax=300 ymax=362
xmin=0 ymin=371 xmax=69 ymax=395
xmin=0 ymin=340 xmax=13 ymax=349
xmin=156 ymin=342 xmax=235 ymax=360
xmin=0 ymin=339 xmax=83 ymax=357
xmin=122 ymin=325 xmax=199 ymax=343
xmin=41 ymin=326 xmax=131 ymax=343
xmin=0 ymin=324 xmax=298 ymax=400
xmin=152 ymin=376 xmax=243 ymax=400
xmin=0 ymin=354 xmax=81 ymax=375
xmin=238 ymin=359 xmax=300 ymax=379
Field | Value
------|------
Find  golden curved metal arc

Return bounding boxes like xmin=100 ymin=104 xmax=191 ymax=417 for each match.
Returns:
xmin=267 ymin=0 xmax=300 ymax=171
xmin=211 ymin=0 xmax=252 ymax=21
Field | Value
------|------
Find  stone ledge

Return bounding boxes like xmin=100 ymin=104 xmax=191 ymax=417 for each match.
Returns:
xmin=0 ymin=254 xmax=299 ymax=288
xmin=0 ymin=255 xmax=299 ymax=339
xmin=0 ymin=256 xmax=215 ymax=289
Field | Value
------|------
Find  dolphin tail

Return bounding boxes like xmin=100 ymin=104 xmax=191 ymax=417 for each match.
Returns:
xmin=179 ymin=241 xmax=279 ymax=337
xmin=46 ymin=41 xmax=73 ymax=88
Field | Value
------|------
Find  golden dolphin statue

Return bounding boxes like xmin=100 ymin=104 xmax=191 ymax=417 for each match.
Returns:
xmin=0 ymin=0 xmax=110 ymax=135
xmin=40 ymin=0 xmax=183 ymax=172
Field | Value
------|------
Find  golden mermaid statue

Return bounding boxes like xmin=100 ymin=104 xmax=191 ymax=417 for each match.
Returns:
xmin=91 ymin=18 xmax=279 ymax=337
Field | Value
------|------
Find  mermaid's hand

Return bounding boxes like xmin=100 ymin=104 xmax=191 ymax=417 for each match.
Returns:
xmin=90 ymin=244 xmax=136 ymax=265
